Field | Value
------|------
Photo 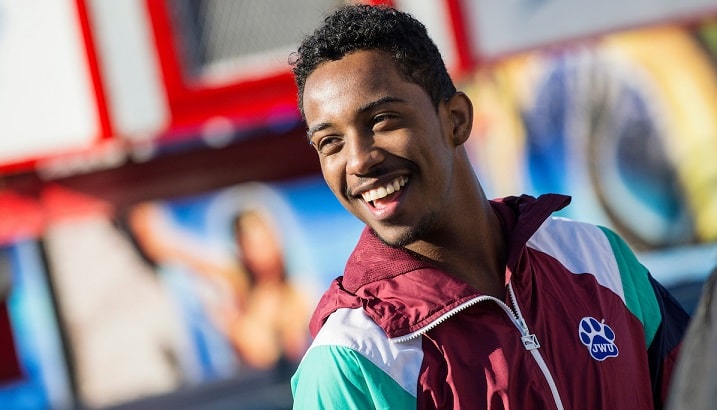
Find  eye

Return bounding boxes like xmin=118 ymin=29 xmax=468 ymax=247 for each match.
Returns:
xmin=314 ymin=135 xmax=343 ymax=155
xmin=371 ymin=112 xmax=400 ymax=131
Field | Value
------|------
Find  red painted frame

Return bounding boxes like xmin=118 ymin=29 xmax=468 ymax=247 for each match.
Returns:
xmin=0 ymin=0 xmax=112 ymax=175
xmin=144 ymin=0 xmax=301 ymax=137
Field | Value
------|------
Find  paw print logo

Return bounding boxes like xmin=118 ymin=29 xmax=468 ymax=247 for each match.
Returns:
xmin=578 ymin=317 xmax=619 ymax=361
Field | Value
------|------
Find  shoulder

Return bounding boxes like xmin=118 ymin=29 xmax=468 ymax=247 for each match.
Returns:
xmin=309 ymin=308 xmax=424 ymax=395
xmin=291 ymin=308 xmax=421 ymax=409
xmin=528 ymin=217 xmax=671 ymax=342
xmin=527 ymin=217 xmax=632 ymax=294
xmin=528 ymin=217 xmax=653 ymax=292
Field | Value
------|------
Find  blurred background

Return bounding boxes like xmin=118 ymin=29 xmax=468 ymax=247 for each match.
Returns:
xmin=1 ymin=0 xmax=716 ymax=409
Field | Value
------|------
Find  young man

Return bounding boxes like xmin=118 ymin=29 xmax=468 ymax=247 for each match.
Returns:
xmin=289 ymin=4 xmax=688 ymax=409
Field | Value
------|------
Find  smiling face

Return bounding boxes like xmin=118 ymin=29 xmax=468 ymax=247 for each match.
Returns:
xmin=303 ymin=50 xmax=471 ymax=248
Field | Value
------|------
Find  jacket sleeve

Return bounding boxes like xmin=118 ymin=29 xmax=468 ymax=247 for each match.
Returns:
xmin=599 ymin=227 xmax=690 ymax=408
xmin=291 ymin=344 xmax=415 ymax=409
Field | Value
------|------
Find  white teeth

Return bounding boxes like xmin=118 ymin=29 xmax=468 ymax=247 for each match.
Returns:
xmin=361 ymin=176 xmax=408 ymax=202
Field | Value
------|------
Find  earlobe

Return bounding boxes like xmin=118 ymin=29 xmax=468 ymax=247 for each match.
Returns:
xmin=446 ymin=92 xmax=474 ymax=146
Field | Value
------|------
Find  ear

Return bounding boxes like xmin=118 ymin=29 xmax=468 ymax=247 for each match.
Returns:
xmin=444 ymin=92 xmax=474 ymax=146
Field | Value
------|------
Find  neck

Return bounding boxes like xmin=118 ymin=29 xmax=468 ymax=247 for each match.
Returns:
xmin=405 ymin=170 xmax=507 ymax=298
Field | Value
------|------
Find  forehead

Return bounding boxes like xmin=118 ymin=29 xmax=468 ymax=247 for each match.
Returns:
xmin=302 ymin=50 xmax=414 ymax=120
xmin=307 ymin=49 xmax=401 ymax=87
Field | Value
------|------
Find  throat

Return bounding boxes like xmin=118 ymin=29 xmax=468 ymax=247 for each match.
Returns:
xmin=419 ymin=246 xmax=507 ymax=299
xmin=449 ymin=265 xmax=506 ymax=299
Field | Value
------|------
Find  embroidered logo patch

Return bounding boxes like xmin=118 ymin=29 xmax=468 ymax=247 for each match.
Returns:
xmin=578 ymin=317 xmax=619 ymax=361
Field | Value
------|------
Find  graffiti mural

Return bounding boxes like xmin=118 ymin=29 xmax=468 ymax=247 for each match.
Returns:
xmin=0 ymin=175 xmax=364 ymax=409
xmin=464 ymin=22 xmax=717 ymax=255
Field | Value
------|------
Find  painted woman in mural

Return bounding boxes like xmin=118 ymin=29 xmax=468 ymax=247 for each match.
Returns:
xmin=126 ymin=201 xmax=310 ymax=372
xmin=219 ymin=208 xmax=310 ymax=369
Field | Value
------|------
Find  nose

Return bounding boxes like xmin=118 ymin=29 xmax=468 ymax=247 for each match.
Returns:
xmin=345 ymin=131 xmax=383 ymax=176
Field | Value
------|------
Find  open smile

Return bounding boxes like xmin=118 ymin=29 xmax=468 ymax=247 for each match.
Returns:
xmin=360 ymin=176 xmax=408 ymax=207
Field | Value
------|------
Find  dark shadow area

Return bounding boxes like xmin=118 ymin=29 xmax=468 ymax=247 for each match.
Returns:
xmin=666 ymin=279 xmax=707 ymax=316
xmin=102 ymin=366 xmax=294 ymax=410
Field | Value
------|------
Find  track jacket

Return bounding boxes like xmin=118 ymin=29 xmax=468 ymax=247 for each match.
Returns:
xmin=291 ymin=194 xmax=688 ymax=409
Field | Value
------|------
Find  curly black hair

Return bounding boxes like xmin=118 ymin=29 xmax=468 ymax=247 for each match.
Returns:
xmin=289 ymin=4 xmax=456 ymax=120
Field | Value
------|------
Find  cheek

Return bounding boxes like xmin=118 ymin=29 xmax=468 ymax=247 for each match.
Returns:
xmin=320 ymin=159 xmax=345 ymax=197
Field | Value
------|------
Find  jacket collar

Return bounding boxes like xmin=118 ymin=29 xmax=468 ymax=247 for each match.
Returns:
xmin=343 ymin=193 xmax=571 ymax=291
xmin=342 ymin=228 xmax=435 ymax=294
xmin=310 ymin=194 xmax=571 ymax=338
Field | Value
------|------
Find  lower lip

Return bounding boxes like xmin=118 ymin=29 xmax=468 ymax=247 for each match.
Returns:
xmin=365 ymin=187 xmax=406 ymax=220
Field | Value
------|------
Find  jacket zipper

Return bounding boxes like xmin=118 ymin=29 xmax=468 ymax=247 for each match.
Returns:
xmin=507 ymin=284 xmax=565 ymax=410
xmin=389 ymin=283 xmax=565 ymax=410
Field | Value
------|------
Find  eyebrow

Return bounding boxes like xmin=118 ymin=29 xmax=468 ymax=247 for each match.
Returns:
xmin=305 ymin=96 xmax=406 ymax=142
xmin=306 ymin=123 xmax=329 ymax=143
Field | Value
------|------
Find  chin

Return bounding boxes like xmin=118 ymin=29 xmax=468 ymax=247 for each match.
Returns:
xmin=371 ymin=212 xmax=438 ymax=248
xmin=372 ymin=226 xmax=421 ymax=248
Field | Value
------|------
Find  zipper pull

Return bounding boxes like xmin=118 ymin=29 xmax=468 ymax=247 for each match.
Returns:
xmin=508 ymin=284 xmax=541 ymax=351
xmin=521 ymin=334 xmax=541 ymax=350
xmin=517 ymin=316 xmax=540 ymax=350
